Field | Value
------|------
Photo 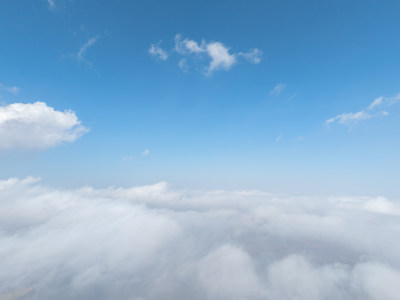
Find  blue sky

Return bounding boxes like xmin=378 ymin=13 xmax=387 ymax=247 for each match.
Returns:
xmin=1 ymin=0 xmax=400 ymax=196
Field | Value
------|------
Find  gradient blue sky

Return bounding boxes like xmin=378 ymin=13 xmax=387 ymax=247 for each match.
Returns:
xmin=1 ymin=0 xmax=399 ymax=196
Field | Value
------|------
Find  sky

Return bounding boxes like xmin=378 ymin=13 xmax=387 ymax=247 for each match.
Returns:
xmin=1 ymin=1 xmax=400 ymax=299
xmin=0 ymin=0 xmax=399 ymax=196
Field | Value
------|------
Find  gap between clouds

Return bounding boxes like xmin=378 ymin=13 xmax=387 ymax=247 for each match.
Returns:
xmin=149 ymin=34 xmax=262 ymax=75
xmin=1 ymin=177 xmax=400 ymax=299
xmin=0 ymin=102 xmax=87 ymax=151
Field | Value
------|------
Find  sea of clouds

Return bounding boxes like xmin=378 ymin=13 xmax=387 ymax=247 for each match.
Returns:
xmin=1 ymin=177 xmax=400 ymax=299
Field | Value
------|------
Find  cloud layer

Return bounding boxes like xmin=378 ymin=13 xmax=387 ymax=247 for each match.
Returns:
xmin=1 ymin=178 xmax=400 ymax=299
xmin=0 ymin=102 xmax=87 ymax=150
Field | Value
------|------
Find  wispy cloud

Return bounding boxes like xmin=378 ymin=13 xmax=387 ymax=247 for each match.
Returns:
xmin=270 ymin=83 xmax=286 ymax=96
xmin=289 ymin=93 xmax=297 ymax=100
xmin=150 ymin=34 xmax=262 ymax=75
xmin=326 ymin=93 xmax=400 ymax=126
xmin=47 ymin=0 xmax=55 ymax=10
xmin=239 ymin=48 xmax=263 ymax=64
xmin=175 ymin=35 xmax=237 ymax=75
xmin=368 ymin=96 xmax=384 ymax=110
xmin=368 ymin=93 xmax=400 ymax=109
xmin=77 ymin=36 xmax=99 ymax=64
xmin=326 ymin=111 xmax=371 ymax=125
xmin=149 ymin=43 xmax=168 ymax=61
xmin=142 ymin=149 xmax=150 ymax=156
xmin=122 ymin=155 xmax=134 ymax=161
xmin=178 ymin=58 xmax=188 ymax=72
xmin=0 ymin=83 xmax=19 ymax=95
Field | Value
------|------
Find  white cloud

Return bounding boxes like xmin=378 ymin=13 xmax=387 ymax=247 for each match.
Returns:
xmin=270 ymin=83 xmax=286 ymax=96
xmin=178 ymin=58 xmax=188 ymax=72
xmin=174 ymin=34 xmax=205 ymax=55
xmin=368 ymin=93 xmax=400 ymax=109
xmin=266 ymin=255 xmax=348 ymax=300
xmin=1 ymin=177 xmax=400 ymax=299
xmin=169 ymin=34 xmax=260 ymax=75
xmin=239 ymin=48 xmax=263 ymax=64
xmin=47 ymin=0 xmax=55 ymax=9
xmin=326 ymin=111 xmax=371 ymax=125
xmin=174 ymin=34 xmax=186 ymax=54
xmin=174 ymin=35 xmax=236 ymax=74
xmin=205 ymin=42 xmax=236 ymax=75
xmin=197 ymin=245 xmax=263 ymax=299
xmin=184 ymin=39 xmax=204 ymax=54
xmin=0 ymin=83 xmax=19 ymax=95
xmin=368 ymin=96 xmax=384 ymax=109
xmin=326 ymin=92 xmax=400 ymax=126
xmin=77 ymin=36 xmax=99 ymax=64
xmin=0 ymin=102 xmax=87 ymax=151
xmin=351 ymin=262 xmax=400 ymax=300
xmin=149 ymin=43 xmax=168 ymax=61
xmin=142 ymin=149 xmax=150 ymax=156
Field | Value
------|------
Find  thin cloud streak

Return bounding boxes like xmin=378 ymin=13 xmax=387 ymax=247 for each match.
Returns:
xmin=326 ymin=92 xmax=400 ymax=126
xmin=270 ymin=83 xmax=286 ymax=96
xmin=47 ymin=0 xmax=55 ymax=10
xmin=77 ymin=36 xmax=99 ymax=64
xmin=0 ymin=83 xmax=19 ymax=95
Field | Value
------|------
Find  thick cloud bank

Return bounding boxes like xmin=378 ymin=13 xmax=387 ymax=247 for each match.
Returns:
xmin=1 ymin=178 xmax=400 ymax=299
xmin=0 ymin=102 xmax=87 ymax=150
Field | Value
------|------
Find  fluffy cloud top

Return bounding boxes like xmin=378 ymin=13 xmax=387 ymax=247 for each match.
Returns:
xmin=1 ymin=178 xmax=400 ymax=299
xmin=0 ymin=102 xmax=87 ymax=150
